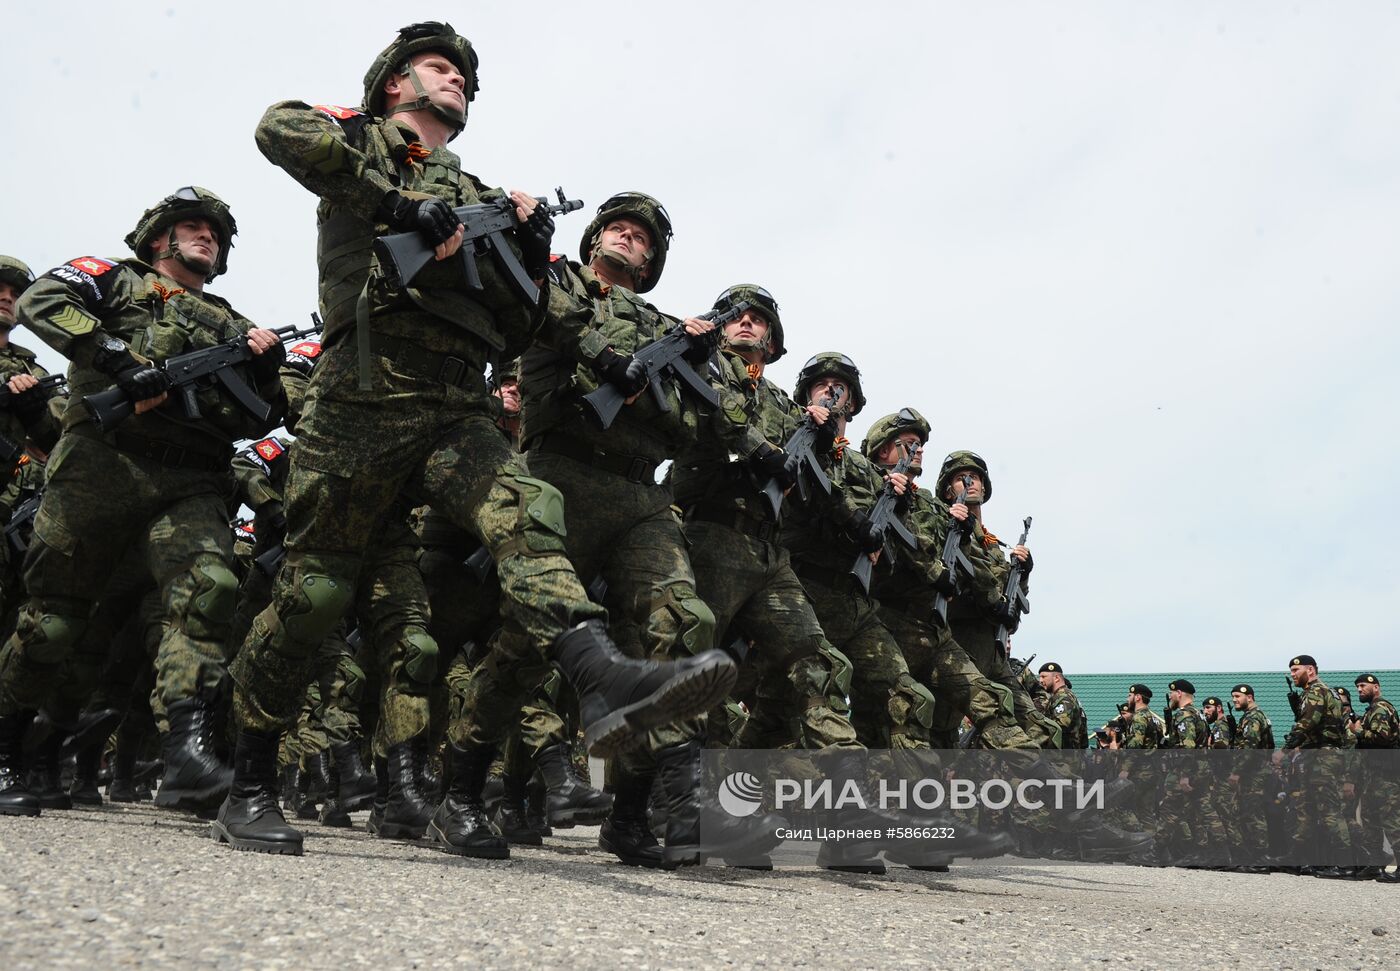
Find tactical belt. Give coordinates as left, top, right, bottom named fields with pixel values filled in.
left=877, top=596, right=936, bottom=625
left=111, top=432, right=230, bottom=473
left=533, top=433, right=660, bottom=485
left=368, top=333, right=477, bottom=390
left=792, top=560, right=858, bottom=594
left=684, top=505, right=778, bottom=544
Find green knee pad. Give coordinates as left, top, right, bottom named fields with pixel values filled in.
left=653, top=581, right=716, bottom=655
left=986, top=681, right=1015, bottom=719
left=788, top=644, right=854, bottom=707
left=16, top=607, right=87, bottom=665
left=398, top=626, right=440, bottom=688
left=338, top=657, right=366, bottom=704
left=184, top=558, right=239, bottom=638
left=508, top=476, right=569, bottom=555
left=893, top=674, right=936, bottom=730
left=282, top=574, right=354, bottom=646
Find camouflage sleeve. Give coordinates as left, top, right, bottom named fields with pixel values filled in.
left=231, top=449, right=282, bottom=510
left=254, top=101, right=395, bottom=221
left=1359, top=703, right=1400, bottom=747
left=534, top=262, right=613, bottom=365
left=961, top=527, right=1006, bottom=611
left=15, top=258, right=137, bottom=366
left=703, top=354, right=770, bottom=459
left=1124, top=712, right=1153, bottom=748
left=817, top=449, right=885, bottom=535
left=1048, top=695, right=1078, bottom=731
left=278, top=339, right=321, bottom=432
left=1283, top=685, right=1325, bottom=748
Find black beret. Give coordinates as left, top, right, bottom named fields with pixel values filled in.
left=1356, top=673, right=1379, bottom=686
left=1129, top=683, right=1153, bottom=701
left=1039, top=662, right=1063, bottom=674
left=1290, top=654, right=1317, bottom=668
left=1231, top=683, right=1254, bottom=696
left=1117, top=703, right=1131, bottom=713
left=1171, top=679, right=1195, bottom=695
left=1203, top=697, right=1222, bottom=707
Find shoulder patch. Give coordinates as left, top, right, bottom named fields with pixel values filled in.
left=1054, top=703, right=1067, bottom=714
left=288, top=341, right=322, bottom=358
left=314, top=104, right=362, bottom=120
left=254, top=438, right=285, bottom=462
left=48, top=305, right=99, bottom=336
left=68, top=257, right=114, bottom=276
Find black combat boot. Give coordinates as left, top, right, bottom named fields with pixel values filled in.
left=0, top=711, right=40, bottom=817
left=154, top=698, right=233, bottom=811
left=365, top=756, right=390, bottom=836
left=61, top=708, right=122, bottom=762
left=489, top=771, right=540, bottom=846
left=301, top=749, right=331, bottom=815
left=524, top=777, right=553, bottom=838
left=29, top=734, right=73, bottom=810
left=551, top=621, right=737, bottom=759
left=415, top=738, right=442, bottom=801
left=68, top=741, right=104, bottom=806
left=329, top=741, right=376, bottom=813
left=318, top=765, right=352, bottom=828
left=536, top=742, right=611, bottom=828
left=655, top=738, right=786, bottom=867
left=599, top=769, right=669, bottom=869
left=378, top=742, right=433, bottom=839
left=428, top=742, right=510, bottom=859
left=107, top=724, right=151, bottom=804
left=211, top=729, right=304, bottom=855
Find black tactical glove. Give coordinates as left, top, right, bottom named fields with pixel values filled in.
left=849, top=511, right=886, bottom=554
left=591, top=348, right=648, bottom=397
left=249, top=338, right=287, bottom=384
left=516, top=205, right=554, bottom=278
left=750, top=441, right=796, bottom=490
left=930, top=565, right=959, bottom=598
left=379, top=191, right=460, bottom=248
left=681, top=327, right=718, bottom=365
left=10, top=383, right=49, bottom=425
left=116, top=365, right=171, bottom=402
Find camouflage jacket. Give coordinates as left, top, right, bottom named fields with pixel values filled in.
left=1165, top=704, right=1208, bottom=749
left=1283, top=679, right=1346, bottom=749
left=1124, top=706, right=1167, bottom=749
left=1356, top=698, right=1400, bottom=750
left=0, top=341, right=59, bottom=459
left=255, top=103, right=537, bottom=364
left=1047, top=686, right=1088, bottom=749
left=521, top=262, right=758, bottom=464
left=780, top=437, right=897, bottom=575
left=671, top=352, right=814, bottom=523
left=18, top=257, right=283, bottom=451
left=232, top=435, right=294, bottom=512
left=868, top=485, right=957, bottom=612
left=1230, top=707, right=1275, bottom=750
left=1206, top=716, right=1235, bottom=749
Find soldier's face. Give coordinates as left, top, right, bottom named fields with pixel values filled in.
left=1358, top=682, right=1378, bottom=703
left=1290, top=664, right=1309, bottom=686
left=723, top=309, right=769, bottom=348
left=494, top=378, right=520, bottom=415
left=386, top=52, right=467, bottom=114
left=168, top=218, right=220, bottom=272
left=945, top=470, right=984, bottom=502
left=596, top=219, right=652, bottom=272
left=876, top=432, right=923, bottom=470
left=806, top=376, right=849, bottom=409
left=0, top=281, right=17, bottom=323
left=1231, top=691, right=1249, bottom=710
left=1038, top=671, right=1053, bottom=691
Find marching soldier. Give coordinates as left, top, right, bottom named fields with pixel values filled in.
left=1352, top=674, right=1400, bottom=881
left=1280, top=655, right=1351, bottom=877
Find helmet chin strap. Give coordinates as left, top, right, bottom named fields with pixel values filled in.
left=589, top=234, right=649, bottom=288
left=386, top=63, right=466, bottom=132
left=149, top=229, right=214, bottom=282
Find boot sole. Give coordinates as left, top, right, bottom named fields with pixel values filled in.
left=372, top=820, right=429, bottom=840
left=0, top=801, right=41, bottom=817
left=584, top=657, right=738, bottom=759
left=339, top=790, right=377, bottom=813
left=155, top=783, right=231, bottom=812
left=548, top=807, right=611, bottom=828
left=427, top=820, right=510, bottom=859
left=209, top=819, right=304, bottom=856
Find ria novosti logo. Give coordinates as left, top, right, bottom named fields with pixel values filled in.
left=717, top=771, right=764, bottom=817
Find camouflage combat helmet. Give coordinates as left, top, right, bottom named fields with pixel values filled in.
left=489, top=357, right=520, bottom=390
left=579, top=191, right=672, bottom=293
left=0, top=256, right=35, bottom=296
left=364, top=22, right=478, bottom=137
left=936, top=449, right=992, bottom=502
left=860, top=408, right=930, bottom=463
left=712, top=284, right=785, bottom=363
left=124, top=186, right=237, bottom=281
left=793, top=352, right=866, bottom=416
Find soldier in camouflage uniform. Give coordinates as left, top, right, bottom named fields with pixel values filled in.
left=862, top=416, right=1036, bottom=754
left=1279, top=655, right=1352, bottom=875
left=1200, top=695, right=1243, bottom=859
left=0, top=189, right=287, bottom=819
left=1108, top=683, right=1166, bottom=833
left=1038, top=663, right=1088, bottom=749
left=1350, top=674, right=1400, bottom=881
left=935, top=452, right=1059, bottom=749
left=1155, top=679, right=1224, bottom=864
left=226, top=23, right=734, bottom=856
left=1226, top=683, right=1274, bottom=872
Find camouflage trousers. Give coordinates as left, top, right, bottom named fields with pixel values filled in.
left=0, top=429, right=234, bottom=719
left=877, top=602, right=1034, bottom=750
left=1288, top=753, right=1352, bottom=862
left=1358, top=772, right=1400, bottom=865
left=683, top=518, right=859, bottom=752
left=949, top=614, right=1058, bottom=748
left=1156, top=760, right=1227, bottom=858
left=794, top=572, right=932, bottom=750
left=230, top=342, right=604, bottom=735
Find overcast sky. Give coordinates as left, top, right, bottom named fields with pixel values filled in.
left=4, top=2, right=1397, bottom=674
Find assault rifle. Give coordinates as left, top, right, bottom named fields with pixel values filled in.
left=581, top=301, right=750, bottom=431
left=254, top=543, right=285, bottom=579
left=993, top=516, right=1033, bottom=656
left=1285, top=676, right=1303, bottom=720
left=848, top=445, right=918, bottom=594
left=932, top=474, right=976, bottom=624
left=759, top=389, right=841, bottom=519
left=373, top=188, right=584, bottom=304
left=0, top=430, right=24, bottom=467
left=4, top=489, right=42, bottom=558
left=0, top=374, right=67, bottom=406
left=83, top=322, right=320, bottom=432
